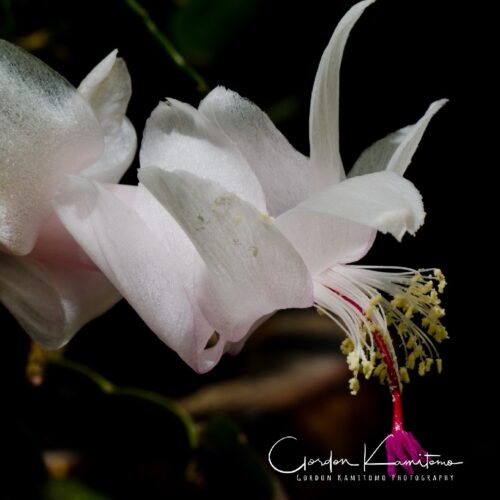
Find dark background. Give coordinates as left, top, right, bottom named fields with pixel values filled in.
left=1, top=0, right=489, bottom=498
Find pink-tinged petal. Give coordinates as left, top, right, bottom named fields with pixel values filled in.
left=27, top=213, right=98, bottom=272
left=0, top=40, right=104, bottom=255
left=199, top=86, right=310, bottom=215
left=309, top=0, right=376, bottom=187
left=349, top=99, right=448, bottom=178
left=139, top=167, right=314, bottom=344
left=132, top=188, right=229, bottom=373
left=0, top=253, right=120, bottom=349
left=78, top=50, right=137, bottom=183
left=53, top=176, right=221, bottom=373
left=278, top=171, right=424, bottom=272
left=139, top=99, right=267, bottom=211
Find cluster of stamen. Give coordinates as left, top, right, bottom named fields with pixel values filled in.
left=315, top=265, right=447, bottom=475
left=315, top=266, right=448, bottom=395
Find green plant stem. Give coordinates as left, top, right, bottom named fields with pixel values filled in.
left=47, top=356, right=198, bottom=449
left=0, top=0, right=16, bottom=37
left=123, top=0, right=209, bottom=93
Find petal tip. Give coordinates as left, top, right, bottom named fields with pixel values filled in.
left=428, top=98, right=449, bottom=115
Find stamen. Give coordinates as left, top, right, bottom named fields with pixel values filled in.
left=313, top=264, right=447, bottom=475
left=333, top=290, right=426, bottom=475
left=314, top=265, right=448, bottom=389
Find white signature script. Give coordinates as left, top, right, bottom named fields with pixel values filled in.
left=268, top=436, right=463, bottom=474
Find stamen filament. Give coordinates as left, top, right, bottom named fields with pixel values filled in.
left=328, top=286, right=404, bottom=432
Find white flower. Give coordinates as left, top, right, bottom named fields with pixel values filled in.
left=53, top=1, right=449, bottom=474
left=55, top=0, right=447, bottom=380
left=0, top=41, right=136, bottom=348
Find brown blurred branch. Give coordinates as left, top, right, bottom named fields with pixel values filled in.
left=178, top=355, right=348, bottom=416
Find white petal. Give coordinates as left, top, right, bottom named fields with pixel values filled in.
left=0, top=253, right=120, bottom=349
left=53, top=177, right=221, bottom=373
left=276, top=212, right=375, bottom=276
left=81, top=117, right=137, bottom=183
left=140, top=99, right=267, bottom=211
left=278, top=171, right=425, bottom=269
left=309, top=0, right=376, bottom=187
left=0, top=40, right=104, bottom=255
left=139, top=167, right=313, bottom=343
left=27, top=213, right=99, bottom=271
left=199, top=86, right=310, bottom=215
left=79, top=51, right=137, bottom=183
left=78, top=50, right=131, bottom=136
left=349, top=99, right=448, bottom=177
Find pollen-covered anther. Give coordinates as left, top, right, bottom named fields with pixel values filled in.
left=365, top=294, right=382, bottom=318
left=405, top=306, right=415, bottom=320
left=397, top=323, right=408, bottom=335
left=406, top=335, right=417, bottom=350
left=340, top=337, right=354, bottom=355
left=406, top=348, right=418, bottom=370
left=391, top=295, right=407, bottom=310
left=346, top=351, right=360, bottom=372
left=399, top=367, right=410, bottom=384
left=374, top=363, right=387, bottom=384
left=436, top=358, right=443, bottom=374
left=418, top=361, right=426, bottom=376
left=434, top=269, right=447, bottom=293
left=362, top=353, right=376, bottom=379
left=349, top=376, right=360, bottom=395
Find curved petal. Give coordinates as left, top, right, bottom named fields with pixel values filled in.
left=81, top=117, right=136, bottom=183
left=277, top=171, right=424, bottom=270
left=309, top=0, right=376, bottom=187
left=140, top=99, right=267, bottom=212
left=0, top=40, right=104, bottom=255
left=0, top=253, right=120, bottom=349
left=27, top=213, right=99, bottom=271
left=78, top=50, right=136, bottom=183
left=276, top=213, right=375, bottom=276
left=78, top=50, right=131, bottom=136
left=139, top=167, right=313, bottom=344
left=349, top=99, right=448, bottom=178
left=53, top=176, right=221, bottom=373
left=199, top=86, right=310, bottom=215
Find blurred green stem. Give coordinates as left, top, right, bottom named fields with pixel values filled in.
left=47, top=356, right=198, bottom=449
left=123, top=0, right=209, bottom=93
left=0, top=0, right=16, bottom=37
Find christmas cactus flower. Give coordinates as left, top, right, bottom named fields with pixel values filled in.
left=55, top=0, right=448, bottom=474
left=0, top=40, right=137, bottom=348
